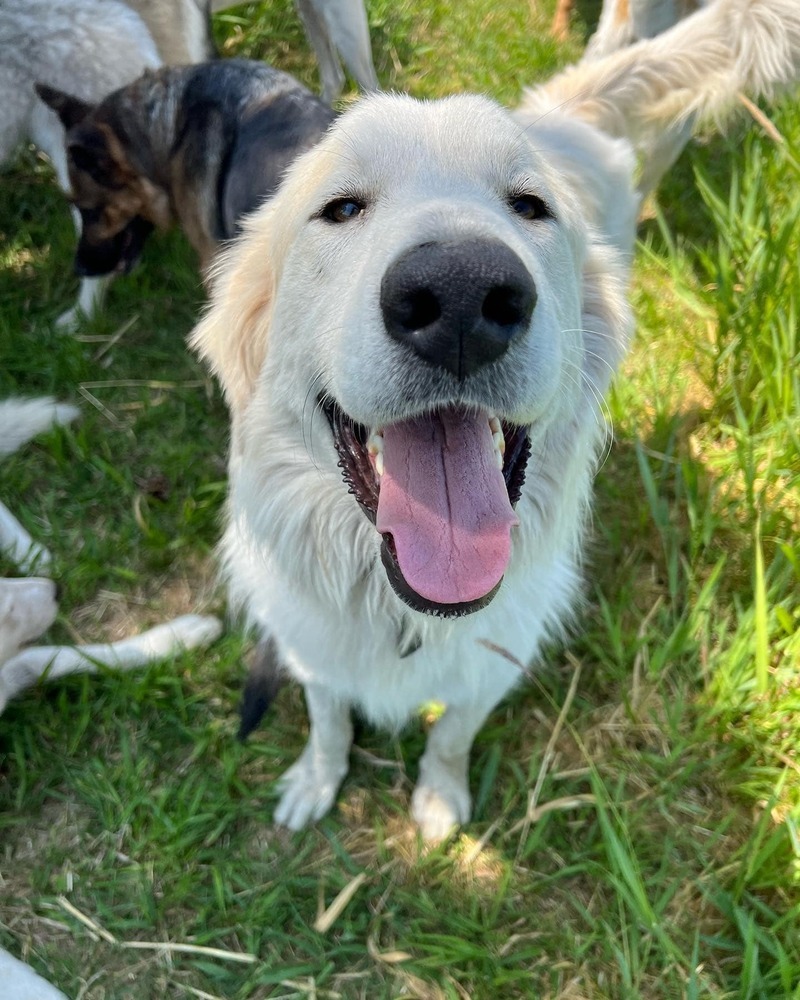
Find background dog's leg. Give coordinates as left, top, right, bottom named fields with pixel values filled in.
left=315, top=0, right=379, bottom=95
left=412, top=699, right=499, bottom=842
left=273, top=682, right=353, bottom=830
left=60, top=272, right=113, bottom=331
left=583, top=0, right=637, bottom=60
left=296, top=0, right=346, bottom=103
left=637, top=116, right=695, bottom=200
left=550, top=0, right=574, bottom=42
left=0, top=614, right=222, bottom=715
left=0, top=501, right=52, bottom=573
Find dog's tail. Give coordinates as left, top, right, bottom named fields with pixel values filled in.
left=521, top=0, right=800, bottom=143
left=0, top=398, right=79, bottom=460
left=237, top=636, right=285, bottom=740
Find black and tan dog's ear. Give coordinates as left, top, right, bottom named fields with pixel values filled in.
left=65, top=124, right=117, bottom=185
left=35, top=83, right=94, bottom=130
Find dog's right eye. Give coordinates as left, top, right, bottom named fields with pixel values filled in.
left=320, top=198, right=365, bottom=223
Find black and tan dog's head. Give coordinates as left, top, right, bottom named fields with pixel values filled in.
left=37, top=83, right=170, bottom=276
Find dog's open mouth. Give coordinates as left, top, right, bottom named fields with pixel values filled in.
left=324, top=400, right=530, bottom=617
left=75, top=216, right=154, bottom=277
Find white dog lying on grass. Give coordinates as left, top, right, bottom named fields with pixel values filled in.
left=0, top=396, right=222, bottom=715
left=0, top=946, right=69, bottom=1000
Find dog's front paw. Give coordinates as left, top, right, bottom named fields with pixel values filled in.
left=411, top=755, right=472, bottom=842
left=273, top=749, right=347, bottom=831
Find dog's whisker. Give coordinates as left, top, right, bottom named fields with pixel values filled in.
left=303, top=370, right=328, bottom=472
left=559, top=354, right=615, bottom=468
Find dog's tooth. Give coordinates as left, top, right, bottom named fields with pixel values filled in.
left=488, top=415, right=502, bottom=435
left=367, top=430, right=384, bottom=456
left=491, top=425, right=505, bottom=470
left=375, top=451, right=385, bottom=477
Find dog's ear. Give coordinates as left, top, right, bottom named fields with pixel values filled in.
left=190, top=208, right=278, bottom=415
left=35, top=83, right=94, bottom=130
left=66, top=125, right=114, bottom=185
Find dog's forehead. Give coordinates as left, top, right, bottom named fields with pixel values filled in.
left=323, top=93, right=542, bottom=191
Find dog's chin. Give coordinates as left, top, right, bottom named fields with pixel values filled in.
left=323, top=396, right=531, bottom=619
left=380, top=537, right=503, bottom=617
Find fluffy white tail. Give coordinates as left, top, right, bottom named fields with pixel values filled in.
left=521, top=0, right=800, bottom=142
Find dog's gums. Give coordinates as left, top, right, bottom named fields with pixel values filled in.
left=324, top=398, right=530, bottom=616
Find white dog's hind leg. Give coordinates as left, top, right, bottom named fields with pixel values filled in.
left=273, top=683, right=353, bottom=830
left=0, top=946, right=67, bottom=1000
left=0, top=501, right=53, bottom=573
left=0, top=614, right=222, bottom=715
left=0, top=396, right=79, bottom=458
left=412, top=700, right=498, bottom=842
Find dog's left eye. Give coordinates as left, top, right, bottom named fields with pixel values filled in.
left=508, top=194, right=553, bottom=221
left=320, top=197, right=366, bottom=223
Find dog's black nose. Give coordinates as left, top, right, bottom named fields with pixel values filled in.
left=380, top=238, right=536, bottom=379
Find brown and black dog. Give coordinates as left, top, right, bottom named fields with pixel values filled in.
left=37, top=60, right=336, bottom=282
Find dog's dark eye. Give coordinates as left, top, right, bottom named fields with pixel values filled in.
left=320, top=197, right=365, bottom=223
left=509, top=194, right=552, bottom=221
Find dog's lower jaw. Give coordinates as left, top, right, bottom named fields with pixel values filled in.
left=380, top=537, right=504, bottom=618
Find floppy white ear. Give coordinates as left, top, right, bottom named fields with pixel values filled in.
left=579, top=237, right=634, bottom=398
left=189, top=213, right=277, bottom=415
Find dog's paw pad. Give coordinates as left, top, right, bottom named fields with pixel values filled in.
left=411, top=781, right=471, bottom=843
left=273, top=755, right=346, bottom=831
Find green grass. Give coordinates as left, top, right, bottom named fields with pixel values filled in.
left=1, top=1, right=799, bottom=997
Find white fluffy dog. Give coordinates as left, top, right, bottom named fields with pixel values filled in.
left=192, top=0, right=800, bottom=840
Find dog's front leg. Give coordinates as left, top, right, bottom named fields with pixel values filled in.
left=274, top=683, right=353, bottom=830
left=412, top=699, right=497, bottom=842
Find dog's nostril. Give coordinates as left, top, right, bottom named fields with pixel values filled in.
left=402, top=288, right=441, bottom=330
left=381, top=238, right=536, bottom=379
left=482, top=285, right=525, bottom=327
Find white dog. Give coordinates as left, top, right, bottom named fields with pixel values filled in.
left=192, top=0, right=800, bottom=841
left=0, top=397, right=222, bottom=715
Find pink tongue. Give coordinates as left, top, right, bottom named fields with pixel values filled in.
left=376, top=409, right=518, bottom=606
